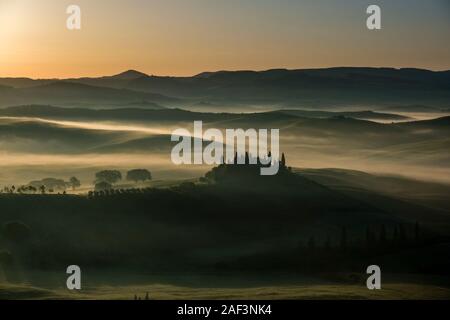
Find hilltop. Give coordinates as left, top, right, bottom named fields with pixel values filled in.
left=1, top=67, right=450, bottom=110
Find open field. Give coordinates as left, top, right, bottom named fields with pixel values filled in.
left=1, top=282, right=449, bottom=300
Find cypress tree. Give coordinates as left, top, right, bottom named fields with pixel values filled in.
left=393, top=225, right=399, bottom=244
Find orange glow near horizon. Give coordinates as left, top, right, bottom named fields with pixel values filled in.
left=0, top=0, right=449, bottom=79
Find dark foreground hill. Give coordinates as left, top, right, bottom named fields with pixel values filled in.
left=0, top=166, right=449, bottom=284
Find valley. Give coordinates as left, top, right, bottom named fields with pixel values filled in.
left=0, top=68, right=449, bottom=300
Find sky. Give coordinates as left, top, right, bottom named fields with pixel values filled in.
left=0, top=0, right=449, bottom=78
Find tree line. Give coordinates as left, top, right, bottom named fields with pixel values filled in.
left=0, top=177, right=81, bottom=195
left=94, top=169, right=152, bottom=191
left=0, top=168, right=152, bottom=195
left=300, top=223, right=424, bottom=253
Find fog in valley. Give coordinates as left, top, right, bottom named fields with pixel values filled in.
left=0, top=109, right=449, bottom=187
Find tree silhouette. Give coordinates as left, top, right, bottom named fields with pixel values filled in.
left=29, top=178, right=67, bottom=191
left=393, top=225, right=400, bottom=244
left=95, top=181, right=113, bottom=192
left=281, top=153, right=286, bottom=168
left=70, top=177, right=81, bottom=190
left=126, top=169, right=152, bottom=183
left=95, top=170, right=122, bottom=184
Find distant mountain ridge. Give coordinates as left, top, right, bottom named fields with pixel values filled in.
left=110, top=69, right=149, bottom=80
left=1, top=67, right=450, bottom=109
left=2, top=67, right=449, bottom=88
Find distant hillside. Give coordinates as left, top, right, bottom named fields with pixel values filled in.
left=0, top=78, right=52, bottom=88
left=380, top=105, right=447, bottom=113
left=1, top=105, right=448, bottom=170
left=0, top=82, right=181, bottom=108
left=1, top=67, right=450, bottom=109
left=110, top=69, right=149, bottom=80
left=125, top=68, right=450, bottom=108
left=0, top=105, right=296, bottom=123
left=121, top=101, right=165, bottom=109
left=299, top=168, right=450, bottom=211
left=0, top=117, right=131, bottom=153
left=395, top=116, right=450, bottom=128
left=2, top=104, right=448, bottom=132
left=279, top=109, right=411, bottom=121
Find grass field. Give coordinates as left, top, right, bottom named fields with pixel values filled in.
left=1, top=282, right=449, bottom=300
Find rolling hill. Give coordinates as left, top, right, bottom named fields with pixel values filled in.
left=0, top=166, right=449, bottom=278
left=1, top=67, right=450, bottom=110
left=0, top=81, right=181, bottom=109
left=0, top=117, right=134, bottom=154
left=0, top=105, right=448, bottom=154
left=279, top=109, right=412, bottom=121
left=0, top=105, right=297, bottom=123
